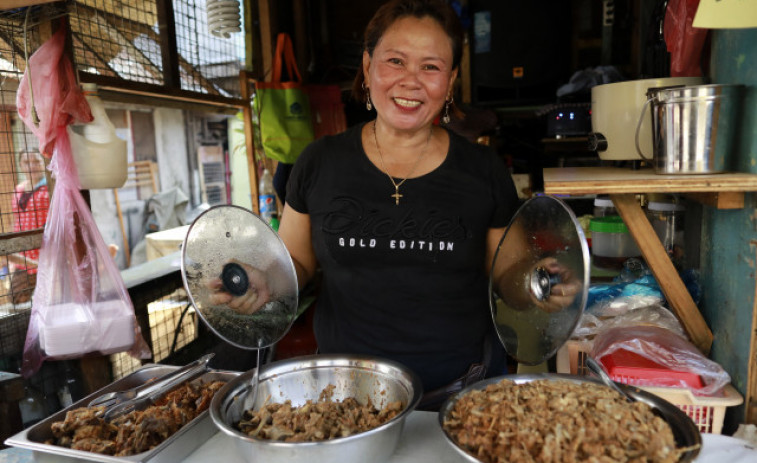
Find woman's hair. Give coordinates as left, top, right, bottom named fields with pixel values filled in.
left=351, top=0, right=464, bottom=109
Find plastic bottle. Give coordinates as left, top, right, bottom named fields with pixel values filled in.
left=593, top=196, right=617, bottom=217
left=19, top=385, right=47, bottom=427
left=258, top=168, right=278, bottom=230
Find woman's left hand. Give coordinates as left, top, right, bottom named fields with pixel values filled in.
left=205, top=261, right=271, bottom=315
left=531, top=257, right=582, bottom=313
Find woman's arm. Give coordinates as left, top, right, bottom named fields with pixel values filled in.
left=278, top=203, right=318, bottom=290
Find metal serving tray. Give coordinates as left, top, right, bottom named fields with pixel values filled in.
left=5, top=364, right=239, bottom=463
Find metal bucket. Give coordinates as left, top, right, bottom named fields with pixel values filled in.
left=636, top=84, right=743, bottom=174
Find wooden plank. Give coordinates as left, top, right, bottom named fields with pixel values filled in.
left=544, top=167, right=757, bottom=195
left=610, top=194, right=713, bottom=355
left=747, top=239, right=757, bottom=425
left=258, top=0, right=275, bottom=81
left=685, top=192, right=744, bottom=209
left=239, top=70, right=260, bottom=214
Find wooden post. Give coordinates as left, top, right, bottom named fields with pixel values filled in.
left=239, top=70, right=260, bottom=214
left=610, top=194, right=713, bottom=354
left=747, top=239, right=757, bottom=425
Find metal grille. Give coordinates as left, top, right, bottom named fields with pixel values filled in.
left=173, top=0, right=245, bottom=95
left=69, top=0, right=245, bottom=97
left=110, top=270, right=198, bottom=380
left=0, top=6, right=61, bottom=342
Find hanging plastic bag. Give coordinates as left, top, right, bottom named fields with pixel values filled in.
left=664, top=0, right=709, bottom=77
left=16, top=25, right=92, bottom=157
left=21, top=126, right=151, bottom=376
left=18, top=24, right=150, bottom=377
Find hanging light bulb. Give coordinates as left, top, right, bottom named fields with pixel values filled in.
left=207, top=0, right=242, bottom=39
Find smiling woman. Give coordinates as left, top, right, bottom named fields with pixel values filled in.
left=213, top=0, right=520, bottom=411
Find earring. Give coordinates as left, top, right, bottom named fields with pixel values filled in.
left=441, top=98, right=452, bottom=124
left=363, top=82, right=373, bottom=111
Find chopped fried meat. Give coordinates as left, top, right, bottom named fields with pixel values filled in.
left=442, top=379, right=693, bottom=463
left=237, top=385, right=403, bottom=442
left=45, top=380, right=226, bottom=456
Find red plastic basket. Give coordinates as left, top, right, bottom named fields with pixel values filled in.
left=600, top=349, right=704, bottom=390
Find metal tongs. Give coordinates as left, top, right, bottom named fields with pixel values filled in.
left=585, top=355, right=634, bottom=402
left=89, top=353, right=214, bottom=421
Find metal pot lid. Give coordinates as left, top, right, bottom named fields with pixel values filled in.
left=489, top=195, right=590, bottom=365
left=181, top=205, right=298, bottom=350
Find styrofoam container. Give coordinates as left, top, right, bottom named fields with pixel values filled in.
left=39, top=300, right=134, bottom=356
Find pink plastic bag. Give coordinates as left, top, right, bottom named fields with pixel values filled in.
left=664, top=0, right=709, bottom=77
left=21, top=127, right=151, bottom=377
left=18, top=25, right=150, bottom=377
left=591, top=325, right=730, bottom=396
left=16, top=24, right=93, bottom=157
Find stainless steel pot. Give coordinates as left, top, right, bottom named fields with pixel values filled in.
left=636, top=84, right=744, bottom=174
left=210, top=354, right=422, bottom=463
left=589, top=77, right=704, bottom=160
left=438, top=374, right=702, bottom=463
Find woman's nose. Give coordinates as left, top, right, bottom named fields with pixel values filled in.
left=399, top=69, right=422, bottom=87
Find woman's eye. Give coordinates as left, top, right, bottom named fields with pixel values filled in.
left=422, top=64, right=440, bottom=71
left=388, top=58, right=403, bottom=65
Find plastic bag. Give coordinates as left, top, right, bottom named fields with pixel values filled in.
left=573, top=303, right=687, bottom=341
left=591, top=325, right=730, bottom=396
left=19, top=26, right=149, bottom=377
left=664, top=0, right=709, bottom=77
left=21, top=127, right=151, bottom=377
left=16, top=25, right=93, bottom=157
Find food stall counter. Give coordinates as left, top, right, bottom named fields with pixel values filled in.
left=2, top=410, right=756, bottom=463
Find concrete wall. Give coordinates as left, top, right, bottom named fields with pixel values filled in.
left=700, top=27, right=757, bottom=432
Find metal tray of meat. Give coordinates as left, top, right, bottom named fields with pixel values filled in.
left=4, top=364, right=239, bottom=463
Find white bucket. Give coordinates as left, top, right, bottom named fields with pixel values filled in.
left=68, top=88, right=128, bottom=189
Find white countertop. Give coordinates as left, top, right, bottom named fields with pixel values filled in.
left=184, top=411, right=757, bottom=463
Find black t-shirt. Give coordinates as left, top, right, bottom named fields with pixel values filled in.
left=286, top=123, right=518, bottom=390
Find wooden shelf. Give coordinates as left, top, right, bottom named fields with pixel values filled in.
left=544, top=167, right=757, bottom=209
left=540, top=166, right=757, bottom=355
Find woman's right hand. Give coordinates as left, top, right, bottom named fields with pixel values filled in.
left=206, top=261, right=271, bottom=315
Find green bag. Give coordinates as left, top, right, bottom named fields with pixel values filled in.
left=253, top=33, right=314, bottom=164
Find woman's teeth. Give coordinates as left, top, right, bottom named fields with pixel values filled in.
left=393, top=97, right=421, bottom=108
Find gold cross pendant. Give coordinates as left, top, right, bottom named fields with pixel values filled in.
left=391, top=186, right=402, bottom=205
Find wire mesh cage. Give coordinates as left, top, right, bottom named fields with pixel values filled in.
left=0, top=0, right=241, bottom=388
left=68, top=0, right=245, bottom=97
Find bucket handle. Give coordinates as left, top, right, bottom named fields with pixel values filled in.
left=634, top=96, right=655, bottom=162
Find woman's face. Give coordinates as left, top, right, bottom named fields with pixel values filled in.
left=19, top=152, right=45, bottom=182
left=363, top=15, right=457, bottom=132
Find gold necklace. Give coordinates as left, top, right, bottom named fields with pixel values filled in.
left=373, top=120, right=433, bottom=205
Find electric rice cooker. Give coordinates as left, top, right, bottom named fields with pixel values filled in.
left=588, top=77, right=704, bottom=160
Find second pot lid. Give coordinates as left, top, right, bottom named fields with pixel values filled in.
left=181, top=205, right=298, bottom=350
left=489, top=195, right=590, bottom=366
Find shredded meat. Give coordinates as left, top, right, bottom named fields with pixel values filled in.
left=443, top=379, right=693, bottom=463
left=237, top=384, right=403, bottom=442
left=46, top=380, right=226, bottom=456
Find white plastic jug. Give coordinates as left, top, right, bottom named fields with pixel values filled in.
left=68, top=84, right=128, bottom=189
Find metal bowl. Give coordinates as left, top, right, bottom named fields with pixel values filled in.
left=438, top=373, right=702, bottom=463
left=210, top=354, right=423, bottom=463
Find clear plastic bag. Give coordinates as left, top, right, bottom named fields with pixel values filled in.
left=573, top=303, right=687, bottom=341
left=590, top=325, right=730, bottom=396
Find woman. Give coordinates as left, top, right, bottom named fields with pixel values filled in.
left=10, top=150, right=49, bottom=304
left=278, top=0, right=519, bottom=407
